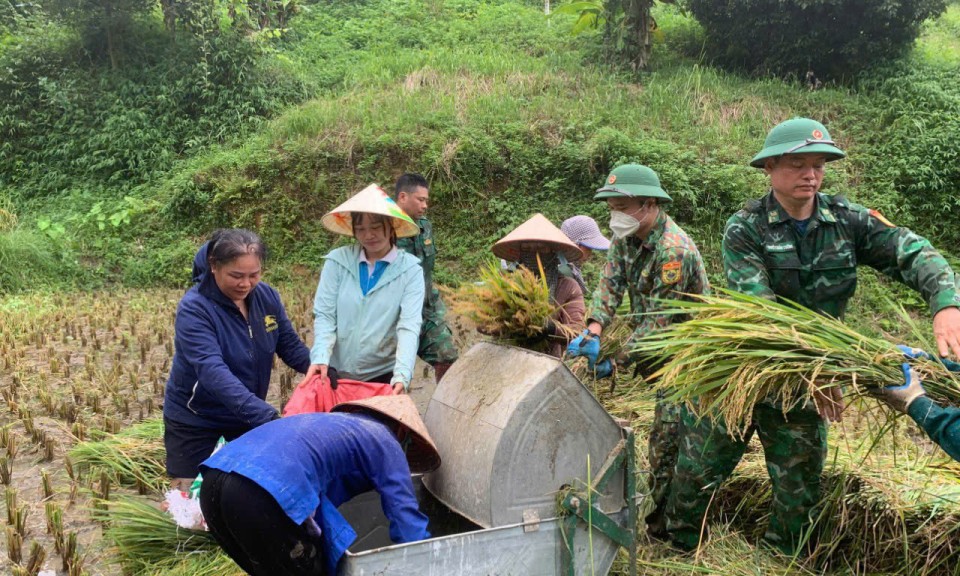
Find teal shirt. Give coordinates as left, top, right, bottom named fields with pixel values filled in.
left=908, top=396, right=960, bottom=462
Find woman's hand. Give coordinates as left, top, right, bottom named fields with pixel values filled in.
left=297, top=364, right=327, bottom=388
left=392, top=382, right=406, bottom=394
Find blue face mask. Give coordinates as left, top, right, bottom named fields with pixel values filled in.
left=556, top=253, right=573, bottom=278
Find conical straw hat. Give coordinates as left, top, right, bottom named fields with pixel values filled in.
left=492, top=213, right=583, bottom=263
left=321, top=184, right=420, bottom=239
left=332, top=395, right=441, bottom=473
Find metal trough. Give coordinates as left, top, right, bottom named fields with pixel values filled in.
left=337, top=343, right=638, bottom=576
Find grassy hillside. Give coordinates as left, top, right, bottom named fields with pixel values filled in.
left=3, top=0, right=960, bottom=312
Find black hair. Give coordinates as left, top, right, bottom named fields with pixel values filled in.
left=394, top=172, right=429, bottom=199
left=207, top=229, right=267, bottom=268
left=350, top=212, right=397, bottom=247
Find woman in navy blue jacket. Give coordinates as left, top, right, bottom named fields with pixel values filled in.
left=163, top=229, right=311, bottom=488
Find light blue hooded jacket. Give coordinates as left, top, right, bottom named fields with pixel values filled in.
left=311, top=245, right=425, bottom=388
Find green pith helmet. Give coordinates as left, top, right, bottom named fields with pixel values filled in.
left=750, top=117, right=846, bottom=168
left=594, top=164, right=672, bottom=203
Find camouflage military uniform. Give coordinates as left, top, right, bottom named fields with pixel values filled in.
left=588, top=210, right=709, bottom=537
left=396, top=217, right=459, bottom=367
left=665, top=191, right=960, bottom=554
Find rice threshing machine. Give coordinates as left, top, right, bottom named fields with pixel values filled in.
left=337, top=342, right=640, bottom=575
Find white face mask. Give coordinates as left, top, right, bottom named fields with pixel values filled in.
left=609, top=210, right=641, bottom=239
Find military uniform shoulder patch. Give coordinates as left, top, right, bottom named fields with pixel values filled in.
left=868, top=209, right=895, bottom=228
left=661, top=260, right=682, bottom=285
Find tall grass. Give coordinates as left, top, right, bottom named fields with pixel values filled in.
left=0, top=229, right=71, bottom=293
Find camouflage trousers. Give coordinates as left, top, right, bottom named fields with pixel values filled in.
left=418, top=316, right=459, bottom=366
left=645, top=399, right=681, bottom=538
left=664, top=401, right=827, bottom=555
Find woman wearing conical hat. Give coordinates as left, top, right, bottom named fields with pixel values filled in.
left=299, top=184, right=425, bottom=394
left=493, top=213, right=586, bottom=358
left=199, top=394, right=440, bottom=575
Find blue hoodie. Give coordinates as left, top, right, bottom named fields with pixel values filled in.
left=163, top=243, right=311, bottom=430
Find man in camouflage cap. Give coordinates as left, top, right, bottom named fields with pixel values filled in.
left=664, top=117, right=960, bottom=555
left=394, top=173, right=458, bottom=383
left=566, top=163, right=709, bottom=539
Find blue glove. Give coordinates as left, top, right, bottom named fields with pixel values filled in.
left=879, top=363, right=927, bottom=413
left=593, top=359, right=614, bottom=379
left=567, top=330, right=600, bottom=366
left=896, top=345, right=931, bottom=360
left=897, top=344, right=960, bottom=372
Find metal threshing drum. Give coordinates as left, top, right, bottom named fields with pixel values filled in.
left=422, top=342, right=626, bottom=529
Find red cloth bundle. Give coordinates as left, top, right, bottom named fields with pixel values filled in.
left=282, top=374, right=395, bottom=416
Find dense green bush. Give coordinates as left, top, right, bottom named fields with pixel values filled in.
left=854, top=64, right=960, bottom=246
left=685, top=0, right=947, bottom=79
left=0, top=20, right=304, bottom=203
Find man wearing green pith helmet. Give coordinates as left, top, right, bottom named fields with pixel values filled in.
left=566, top=163, right=709, bottom=539
left=664, top=118, right=960, bottom=555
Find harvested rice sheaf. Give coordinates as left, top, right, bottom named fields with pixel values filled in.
left=100, top=497, right=236, bottom=576
left=631, top=289, right=960, bottom=437
left=442, top=259, right=574, bottom=346
left=70, top=418, right=166, bottom=493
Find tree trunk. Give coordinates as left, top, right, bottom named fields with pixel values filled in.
left=623, top=0, right=652, bottom=71
left=104, top=0, right=118, bottom=69
left=160, top=0, right=177, bottom=33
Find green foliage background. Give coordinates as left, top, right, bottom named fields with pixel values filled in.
left=684, top=0, right=948, bottom=79
left=1, top=0, right=959, bottom=321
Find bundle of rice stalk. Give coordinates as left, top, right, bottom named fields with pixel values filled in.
left=442, top=258, right=575, bottom=344
left=141, top=554, right=242, bottom=576
left=599, top=317, right=633, bottom=359
left=99, top=497, right=232, bottom=575
left=70, top=418, right=166, bottom=493
left=631, top=289, right=960, bottom=437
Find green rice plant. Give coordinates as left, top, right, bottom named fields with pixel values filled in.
left=69, top=418, right=166, bottom=494
left=631, top=289, right=960, bottom=437
left=100, top=497, right=224, bottom=575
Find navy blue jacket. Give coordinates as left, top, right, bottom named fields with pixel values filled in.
left=164, top=244, right=311, bottom=430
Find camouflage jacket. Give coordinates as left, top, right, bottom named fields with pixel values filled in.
left=396, top=216, right=448, bottom=324
left=588, top=211, right=710, bottom=355
left=723, top=191, right=960, bottom=318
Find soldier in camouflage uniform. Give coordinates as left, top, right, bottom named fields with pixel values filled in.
left=567, top=164, right=710, bottom=539
left=393, top=173, right=459, bottom=383
left=664, top=117, right=960, bottom=555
